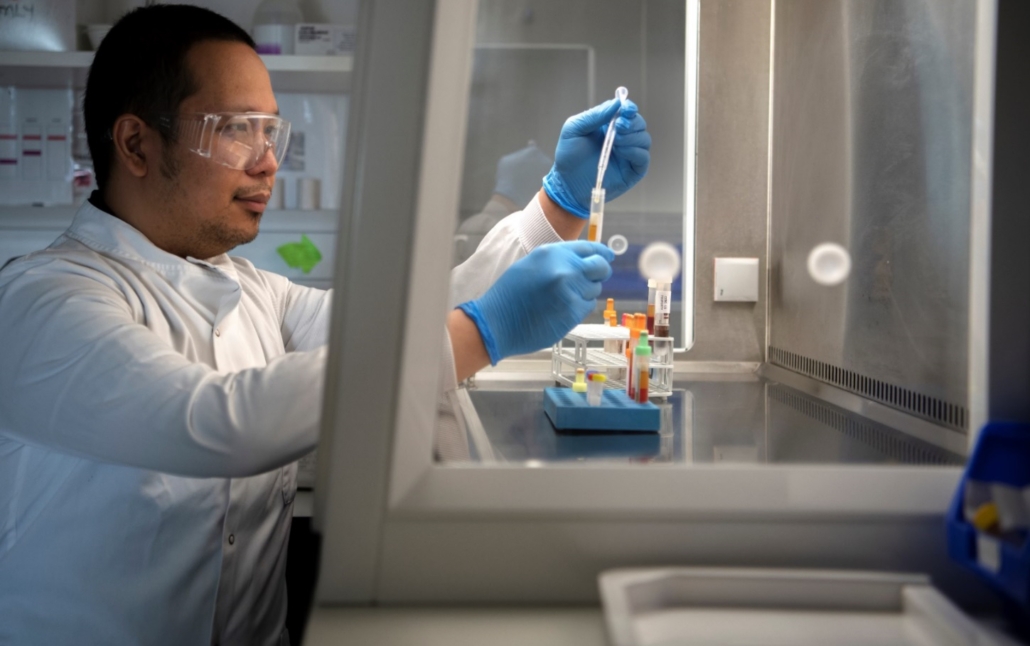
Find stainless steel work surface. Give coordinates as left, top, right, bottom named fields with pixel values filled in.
left=463, top=374, right=964, bottom=466
left=304, top=607, right=607, bottom=646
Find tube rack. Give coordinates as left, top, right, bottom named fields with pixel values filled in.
left=552, top=324, right=674, bottom=399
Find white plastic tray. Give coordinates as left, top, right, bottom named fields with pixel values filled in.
left=599, top=567, right=1018, bottom=646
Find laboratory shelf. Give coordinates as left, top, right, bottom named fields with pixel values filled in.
left=0, top=207, right=339, bottom=231
left=0, top=51, right=96, bottom=68
left=0, top=50, right=352, bottom=71
left=0, top=51, right=353, bottom=91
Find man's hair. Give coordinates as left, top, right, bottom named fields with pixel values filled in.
left=84, top=4, right=255, bottom=191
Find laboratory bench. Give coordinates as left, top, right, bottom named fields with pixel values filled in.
left=460, top=370, right=966, bottom=467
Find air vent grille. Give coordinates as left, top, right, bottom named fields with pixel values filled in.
left=768, top=385, right=963, bottom=465
left=769, top=347, right=966, bottom=432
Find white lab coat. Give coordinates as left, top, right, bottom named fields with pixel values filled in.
left=0, top=195, right=559, bottom=644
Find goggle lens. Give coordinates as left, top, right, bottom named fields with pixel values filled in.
left=161, top=113, right=292, bottom=171
left=210, top=115, right=291, bottom=170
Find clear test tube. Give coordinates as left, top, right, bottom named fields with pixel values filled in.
left=646, top=278, right=656, bottom=335
left=587, top=373, right=606, bottom=406
left=655, top=280, right=671, bottom=338
left=625, top=320, right=642, bottom=399
left=634, top=332, right=652, bottom=403
left=588, top=187, right=605, bottom=243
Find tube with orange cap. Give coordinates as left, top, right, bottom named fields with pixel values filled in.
left=603, top=298, right=619, bottom=354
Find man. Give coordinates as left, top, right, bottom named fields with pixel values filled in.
left=0, top=5, right=649, bottom=645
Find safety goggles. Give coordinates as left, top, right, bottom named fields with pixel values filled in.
left=154, top=112, right=291, bottom=171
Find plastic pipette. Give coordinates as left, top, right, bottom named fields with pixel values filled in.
left=588, top=86, right=629, bottom=244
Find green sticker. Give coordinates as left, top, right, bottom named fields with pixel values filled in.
left=276, top=235, right=323, bottom=274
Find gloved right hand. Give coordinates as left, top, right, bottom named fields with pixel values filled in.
left=542, top=98, right=651, bottom=218
left=457, top=241, right=615, bottom=364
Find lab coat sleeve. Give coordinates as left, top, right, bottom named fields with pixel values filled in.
left=448, top=193, right=563, bottom=308
left=280, top=280, right=333, bottom=352
left=0, top=269, right=322, bottom=479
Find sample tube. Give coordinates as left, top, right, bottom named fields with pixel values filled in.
left=634, top=333, right=652, bottom=403
left=655, top=280, right=671, bottom=338
left=603, top=299, right=619, bottom=354
left=588, top=187, right=605, bottom=243
left=646, top=279, right=656, bottom=335
left=634, top=313, right=646, bottom=332
left=625, top=321, right=642, bottom=399
left=587, top=373, right=606, bottom=406
left=572, top=367, right=587, bottom=394
left=619, top=313, right=633, bottom=355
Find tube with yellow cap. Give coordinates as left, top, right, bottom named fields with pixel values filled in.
left=572, top=367, right=588, bottom=394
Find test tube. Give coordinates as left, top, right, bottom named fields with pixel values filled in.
left=619, top=313, right=632, bottom=355
left=572, top=367, right=588, bottom=394
left=587, top=373, right=606, bottom=406
left=646, top=279, right=656, bottom=335
left=588, top=187, right=605, bottom=243
left=634, top=332, right=651, bottom=403
left=654, top=280, right=671, bottom=338
left=603, top=299, right=619, bottom=354
left=625, top=319, right=643, bottom=400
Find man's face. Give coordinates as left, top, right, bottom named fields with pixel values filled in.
left=155, top=40, right=279, bottom=259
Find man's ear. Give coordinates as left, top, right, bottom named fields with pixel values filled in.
left=110, top=115, right=150, bottom=179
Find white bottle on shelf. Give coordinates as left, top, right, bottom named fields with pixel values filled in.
left=252, top=0, right=303, bottom=55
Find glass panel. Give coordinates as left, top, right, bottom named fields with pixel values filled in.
left=437, top=0, right=974, bottom=471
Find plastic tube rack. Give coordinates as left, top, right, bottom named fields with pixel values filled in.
left=551, top=324, right=674, bottom=399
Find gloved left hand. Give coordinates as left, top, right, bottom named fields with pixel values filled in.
left=542, top=98, right=651, bottom=218
left=457, top=241, right=615, bottom=364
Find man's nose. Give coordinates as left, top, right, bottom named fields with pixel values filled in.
left=247, top=143, right=279, bottom=176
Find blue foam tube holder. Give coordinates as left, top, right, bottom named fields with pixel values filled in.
left=543, top=387, right=660, bottom=433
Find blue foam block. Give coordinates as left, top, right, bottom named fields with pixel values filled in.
left=543, top=387, right=660, bottom=433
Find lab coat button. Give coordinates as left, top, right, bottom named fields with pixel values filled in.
left=214, top=328, right=221, bottom=337
left=228, top=534, right=235, bottom=545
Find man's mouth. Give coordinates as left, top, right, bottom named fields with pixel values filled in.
left=234, top=192, right=271, bottom=214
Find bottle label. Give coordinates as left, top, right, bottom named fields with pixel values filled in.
left=656, top=290, right=671, bottom=325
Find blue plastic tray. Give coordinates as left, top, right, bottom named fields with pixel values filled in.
left=543, top=387, right=660, bottom=433
left=947, top=423, right=1030, bottom=614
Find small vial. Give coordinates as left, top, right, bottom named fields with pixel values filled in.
left=634, top=332, right=652, bottom=403
left=572, top=367, right=587, bottom=394
left=587, top=373, right=606, bottom=406
left=604, top=298, right=616, bottom=324
left=654, top=280, right=671, bottom=338
left=646, top=278, right=656, bottom=334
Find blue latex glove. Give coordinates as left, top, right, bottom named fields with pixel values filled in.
left=542, top=98, right=651, bottom=217
left=458, top=241, right=615, bottom=364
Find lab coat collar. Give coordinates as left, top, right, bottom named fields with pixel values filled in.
left=67, top=194, right=239, bottom=281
